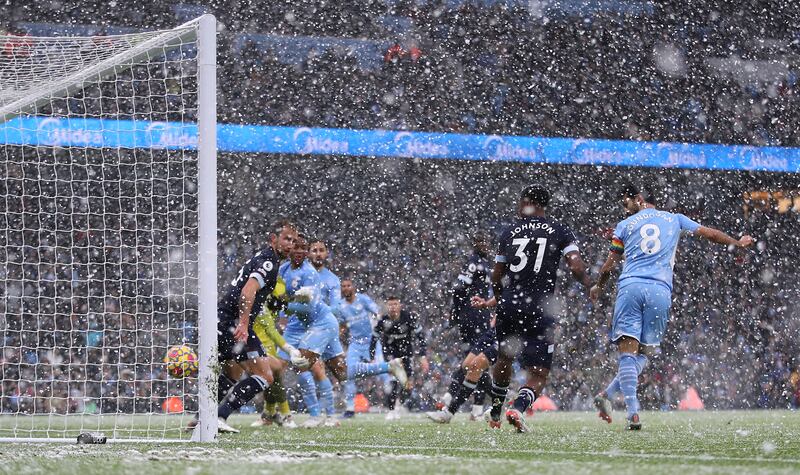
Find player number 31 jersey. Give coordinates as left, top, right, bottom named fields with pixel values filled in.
left=496, top=216, right=579, bottom=313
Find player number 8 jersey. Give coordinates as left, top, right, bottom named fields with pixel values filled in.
left=611, top=209, right=701, bottom=290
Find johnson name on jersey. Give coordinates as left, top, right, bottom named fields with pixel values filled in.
left=495, top=216, right=579, bottom=313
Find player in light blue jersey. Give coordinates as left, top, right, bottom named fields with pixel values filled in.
left=338, top=278, right=407, bottom=418
left=279, top=237, right=407, bottom=427
left=277, top=236, right=345, bottom=428
left=590, top=183, right=753, bottom=430
left=310, top=239, right=343, bottom=313
left=308, top=239, right=344, bottom=423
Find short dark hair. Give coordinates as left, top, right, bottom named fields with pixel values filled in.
left=521, top=185, right=550, bottom=207
left=619, top=183, right=656, bottom=205
left=308, top=237, right=327, bottom=248
left=386, top=295, right=401, bottom=301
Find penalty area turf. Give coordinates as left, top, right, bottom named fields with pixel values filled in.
left=1, top=410, right=799, bottom=475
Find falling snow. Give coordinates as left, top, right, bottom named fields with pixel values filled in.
left=0, top=0, right=798, bottom=462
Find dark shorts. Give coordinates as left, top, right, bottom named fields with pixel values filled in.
left=467, top=328, right=499, bottom=364
left=495, top=306, right=555, bottom=370
left=218, top=314, right=266, bottom=363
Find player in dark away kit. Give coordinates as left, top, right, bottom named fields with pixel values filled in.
left=214, top=220, right=307, bottom=433
left=371, top=296, right=429, bottom=419
left=427, top=231, right=498, bottom=423
left=484, top=186, right=592, bottom=433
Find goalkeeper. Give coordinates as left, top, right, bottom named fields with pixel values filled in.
left=251, top=277, right=296, bottom=428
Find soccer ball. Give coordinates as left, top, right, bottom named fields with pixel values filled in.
left=165, top=345, right=198, bottom=378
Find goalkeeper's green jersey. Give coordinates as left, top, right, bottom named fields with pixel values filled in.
left=253, top=276, right=286, bottom=349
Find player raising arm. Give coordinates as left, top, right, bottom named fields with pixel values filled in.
left=590, top=183, right=753, bottom=430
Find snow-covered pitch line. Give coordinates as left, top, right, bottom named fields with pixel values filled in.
left=268, top=441, right=800, bottom=465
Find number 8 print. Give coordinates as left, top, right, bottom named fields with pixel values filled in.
left=639, top=224, right=662, bottom=254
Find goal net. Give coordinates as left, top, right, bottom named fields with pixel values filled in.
left=0, top=15, right=217, bottom=442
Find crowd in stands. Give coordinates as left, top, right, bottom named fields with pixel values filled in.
left=0, top=0, right=798, bottom=416
left=213, top=1, right=800, bottom=149
left=221, top=153, right=800, bottom=412
left=3, top=1, right=800, bottom=147
left=0, top=141, right=200, bottom=415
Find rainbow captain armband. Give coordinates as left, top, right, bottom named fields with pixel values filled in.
left=610, top=236, right=624, bottom=254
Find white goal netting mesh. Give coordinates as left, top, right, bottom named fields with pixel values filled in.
left=0, top=24, right=204, bottom=441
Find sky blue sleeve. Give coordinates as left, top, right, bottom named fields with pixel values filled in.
left=677, top=214, right=701, bottom=233
left=363, top=295, right=380, bottom=315
left=612, top=220, right=627, bottom=240
left=335, top=309, right=346, bottom=324
left=328, top=275, right=343, bottom=316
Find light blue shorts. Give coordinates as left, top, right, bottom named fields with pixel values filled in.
left=611, top=281, right=672, bottom=346
left=278, top=315, right=344, bottom=362
left=346, top=340, right=372, bottom=365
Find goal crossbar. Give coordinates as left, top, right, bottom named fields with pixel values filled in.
left=0, top=14, right=218, bottom=443
left=0, top=17, right=202, bottom=123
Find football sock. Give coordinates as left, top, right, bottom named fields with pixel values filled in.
left=447, top=378, right=477, bottom=414
left=635, top=354, right=649, bottom=374
left=605, top=354, right=648, bottom=398
left=473, top=372, right=491, bottom=405
left=273, top=380, right=287, bottom=404
left=217, top=374, right=236, bottom=402
left=489, top=382, right=509, bottom=418
left=297, top=371, right=321, bottom=417
left=318, top=377, right=335, bottom=416
left=447, top=368, right=466, bottom=399
left=617, top=353, right=640, bottom=417
left=388, top=381, right=401, bottom=410
left=263, top=382, right=277, bottom=417
left=604, top=376, right=621, bottom=399
left=278, top=400, right=290, bottom=416
left=347, top=361, right=390, bottom=379
left=512, top=386, right=536, bottom=413
left=344, top=380, right=357, bottom=412
left=265, top=389, right=276, bottom=405
left=398, top=386, right=409, bottom=408
left=218, top=374, right=269, bottom=420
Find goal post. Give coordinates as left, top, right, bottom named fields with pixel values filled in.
left=194, top=13, right=218, bottom=444
left=0, top=15, right=217, bottom=442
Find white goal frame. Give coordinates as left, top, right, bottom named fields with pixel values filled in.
left=0, top=14, right=218, bottom=443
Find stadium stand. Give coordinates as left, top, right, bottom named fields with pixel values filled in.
left=0, top=0, right=797, bottom=414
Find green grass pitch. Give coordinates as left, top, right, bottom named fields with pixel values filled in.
left=2, top=411, right=799, bottom=474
